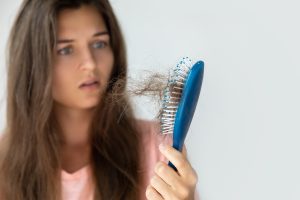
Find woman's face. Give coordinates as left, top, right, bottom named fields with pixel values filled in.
left=52, top=5, right=114, bottom=110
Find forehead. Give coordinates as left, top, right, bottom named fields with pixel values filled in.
left=56, top=5, right=107, bottom=37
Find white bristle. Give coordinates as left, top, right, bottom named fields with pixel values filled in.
left=160, top=57, right=193, bottom=134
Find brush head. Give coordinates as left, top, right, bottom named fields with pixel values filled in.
left=160, top=57, right=193, bottom=135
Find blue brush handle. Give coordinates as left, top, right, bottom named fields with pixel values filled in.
left=168, top=61, right=204, bottom=171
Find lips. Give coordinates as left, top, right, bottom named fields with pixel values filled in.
left=79, top=78, right=99, bottom=88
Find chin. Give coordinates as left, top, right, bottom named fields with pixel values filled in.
left=80, top=99, right=101, bottom=110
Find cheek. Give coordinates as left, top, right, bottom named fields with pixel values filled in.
left=95, top=50, right=114, bottom=82
left=52, top=72, right=64, bottom=102
left=52, top=68, right=75, bottom=104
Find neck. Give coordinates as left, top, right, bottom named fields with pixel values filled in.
left=54, top=103, right=95, bottom=148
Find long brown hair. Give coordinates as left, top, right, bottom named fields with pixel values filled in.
left=0, top=0, right=141, bottom=199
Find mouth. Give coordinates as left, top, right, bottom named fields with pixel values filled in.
left=79, top=78, right=100, bottom=89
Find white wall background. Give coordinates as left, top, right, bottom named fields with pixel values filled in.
left=1, top=0, right=300, bottom=199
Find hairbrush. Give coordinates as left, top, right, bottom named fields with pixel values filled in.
left=160, top=57, right=204, bottom=171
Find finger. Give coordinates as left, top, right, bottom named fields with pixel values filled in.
left=154, top=161, right=181, bottom=189
left=150, top=174, right=173, bottom=199
left=159, top=144, right=191, bottom=177
left=145, top=185, right=164, bottom=200
left=182, top=144, right=187, bottom=158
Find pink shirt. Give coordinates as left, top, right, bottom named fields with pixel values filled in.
left=61, top=119, right=173, bottom=200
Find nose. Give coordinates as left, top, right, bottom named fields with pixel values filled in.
left=78, top=47, right=96, bottom=71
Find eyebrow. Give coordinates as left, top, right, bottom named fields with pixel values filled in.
left=57, top=31, right=109, bottom=44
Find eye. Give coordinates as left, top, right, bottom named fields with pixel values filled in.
left=57, top=46, right=73, bottom=56
left=92, top=41, right=108, bottom=49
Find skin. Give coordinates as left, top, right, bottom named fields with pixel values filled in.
left=52, top=4, right=198, bottom=199
left=52, top=5, right=114, bottom=173
left=146, top=145, right=198, bottom=200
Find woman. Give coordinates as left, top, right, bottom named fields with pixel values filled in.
left=0, top=0, right=198, bottom=199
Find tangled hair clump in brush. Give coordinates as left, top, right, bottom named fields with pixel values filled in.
left=107, top=71, right=169, bottom=121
